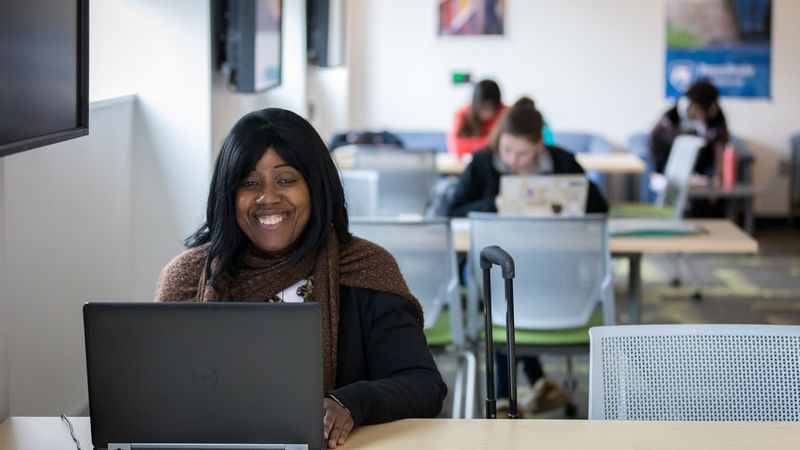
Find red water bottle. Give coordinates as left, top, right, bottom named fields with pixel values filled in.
left=722, top=143, right=737, bottom=190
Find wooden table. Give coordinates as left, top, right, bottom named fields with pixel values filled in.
left=453, top=219, right=759, bottom=325
left=436, top=152, right=647, bottom=177
left=575, top=153, right=646, bottom=174
left=436, top=153, right=468, bottom=176
left=337, top=150, right=646, bottom=178
left=3, top=416, right=799, bottom=449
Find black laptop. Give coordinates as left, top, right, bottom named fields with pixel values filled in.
left=83, top=302, right=323, bottom=450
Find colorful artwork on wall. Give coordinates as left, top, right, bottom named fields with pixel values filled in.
left=438, top=0, right=505, bottom=36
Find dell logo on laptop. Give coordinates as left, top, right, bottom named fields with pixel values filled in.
left=192, top=366, right=218, bottom=389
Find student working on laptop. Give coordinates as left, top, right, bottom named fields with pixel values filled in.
left=446, top=97, right=608, bottom=417
left=155, top=108, right=446, bottom=449
left=447, top=96, right=608, bottom=217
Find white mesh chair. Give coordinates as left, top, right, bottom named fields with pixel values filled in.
left=350, top=219, right=476, bottom=418
left=340, top=169, right=379, bottom=218
left=350, top=145, right=438, bottom=216
left=466, top=213, right=615, bottom=414
left=589, top=324, right=800, bottom=421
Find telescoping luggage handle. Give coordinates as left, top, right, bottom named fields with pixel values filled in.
left=480, top=245, right=518, bottom=419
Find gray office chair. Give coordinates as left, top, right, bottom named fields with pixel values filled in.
left=340, top=169, right=379, bottom=218
left=589, top=324, right=800, bottom=421
left=466, top=213, right=615, bottom=415
left=350, top=219, right=476, bottom=418
left=349, top=145, right=438, bottom=216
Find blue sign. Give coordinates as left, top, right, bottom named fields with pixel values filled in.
left=666, top=47, right=771, bottom=98
left=665, top=0, right=771, bottom=99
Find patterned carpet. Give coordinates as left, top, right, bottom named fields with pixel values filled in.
left=436, top=224, right=800, bottom=419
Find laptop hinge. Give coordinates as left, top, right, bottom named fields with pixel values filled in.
left=109, top=444, right=309, bottom=450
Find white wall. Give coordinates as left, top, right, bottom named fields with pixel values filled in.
left=1, top=0, right=212, bottom=415
left=345, top=0, right=800, bottom=215
left=126, top=0, right=213, bottom=302
left=4, top=98, right=135, bottom=415
left=211, top=0, right=308, bottom=159
left=308, top=65, right=349, bottom=142
left=128, top=0, right=212, bottom=237
left=89, top=0, right=139, bottom=102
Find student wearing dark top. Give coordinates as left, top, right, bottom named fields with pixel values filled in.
left=447, top=97, right=608, bottom=416
left=155, top=108, right=446, bottom=448
left=650, top=80, right=729, bottom=177
left=448, top=97, right=608, bottom=217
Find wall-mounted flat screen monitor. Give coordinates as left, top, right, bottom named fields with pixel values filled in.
left=0, top=0, right=89, bottom=158
left=225, top=0, right=282, bottom=93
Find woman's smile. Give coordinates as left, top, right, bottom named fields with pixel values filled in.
left=255, top=211, right=289, bottom=227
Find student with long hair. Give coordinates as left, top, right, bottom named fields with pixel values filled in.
left=447, top=97, right=607, bottom=416
left=447, top=79, right=507, bottom=158
left=448, top=97, right=607, bottom=217
left=156, top=108, right=446, bottom=448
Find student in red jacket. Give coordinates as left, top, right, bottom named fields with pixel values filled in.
left=447, top=79, right=507, bottom=158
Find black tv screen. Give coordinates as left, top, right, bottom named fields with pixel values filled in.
left=0, top=0, right=89, bottom=158
left=223, top=0, right=282, bottom=93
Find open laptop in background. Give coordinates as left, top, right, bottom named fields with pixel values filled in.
left=83, top=302, right=323, bottom=450
left=499, top=174, right=589, bottom=216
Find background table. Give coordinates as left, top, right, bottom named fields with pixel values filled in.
left=574, top=153, right=646, bottom=174
left=688, top=184, right=758, bottom=235
left=437, top=152, right=646, bottom=177
left=3, top=417, right=799, bottom=449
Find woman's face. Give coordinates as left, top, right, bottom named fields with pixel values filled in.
left=477, top=101, right=498, bottom=122
left=235, top=147, right=311, bottom=254
left=498, top=133, right=543, bottom=174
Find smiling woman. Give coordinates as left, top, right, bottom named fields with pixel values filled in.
left=235, top=148, right=312, bottom=254
left=154, top=108, right=446, bottom=448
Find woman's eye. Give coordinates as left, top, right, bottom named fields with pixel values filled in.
left=240, top=180, right=258, bottom=188
left=278, top=177, right=297, bottom=186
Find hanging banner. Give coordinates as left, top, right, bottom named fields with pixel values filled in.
left=665, top=0, right=771, bottom=98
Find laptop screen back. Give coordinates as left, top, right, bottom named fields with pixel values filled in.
left=83, top=302, right=323, bottom=449
left=499, top=174, right=588, bottom=216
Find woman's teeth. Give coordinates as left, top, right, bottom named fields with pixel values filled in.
left=258, top=214, right=284, bottom=226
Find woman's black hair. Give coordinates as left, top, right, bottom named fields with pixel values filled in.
left=458, top=79, right=503, bottom=137
left=471, top=79, right=502, bottom=113
left=185, top=108, right=351, bottom=287
left=685, top=79, right=719, bottom=111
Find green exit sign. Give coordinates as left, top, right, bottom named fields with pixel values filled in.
left=452, top=72, right=472, bottom=84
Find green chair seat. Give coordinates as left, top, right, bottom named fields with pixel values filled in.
left=609, top=203, right=675, bottom=218
left=486, top=309, right=604, bottom=346
left=424, top=310, right=453, bottom=347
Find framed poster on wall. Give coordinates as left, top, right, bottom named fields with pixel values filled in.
left=666, top=0, right=771, bottom=98
left=438, top=0, right=505, bottom=36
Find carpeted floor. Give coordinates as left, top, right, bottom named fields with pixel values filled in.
left=436, top=223, right=800, bottom=419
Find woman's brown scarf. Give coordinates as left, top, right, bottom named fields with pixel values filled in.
left=195, top=230, right=423, bottom=391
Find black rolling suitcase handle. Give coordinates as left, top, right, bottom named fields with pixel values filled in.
left=480, top=245, right=518, bottom=419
